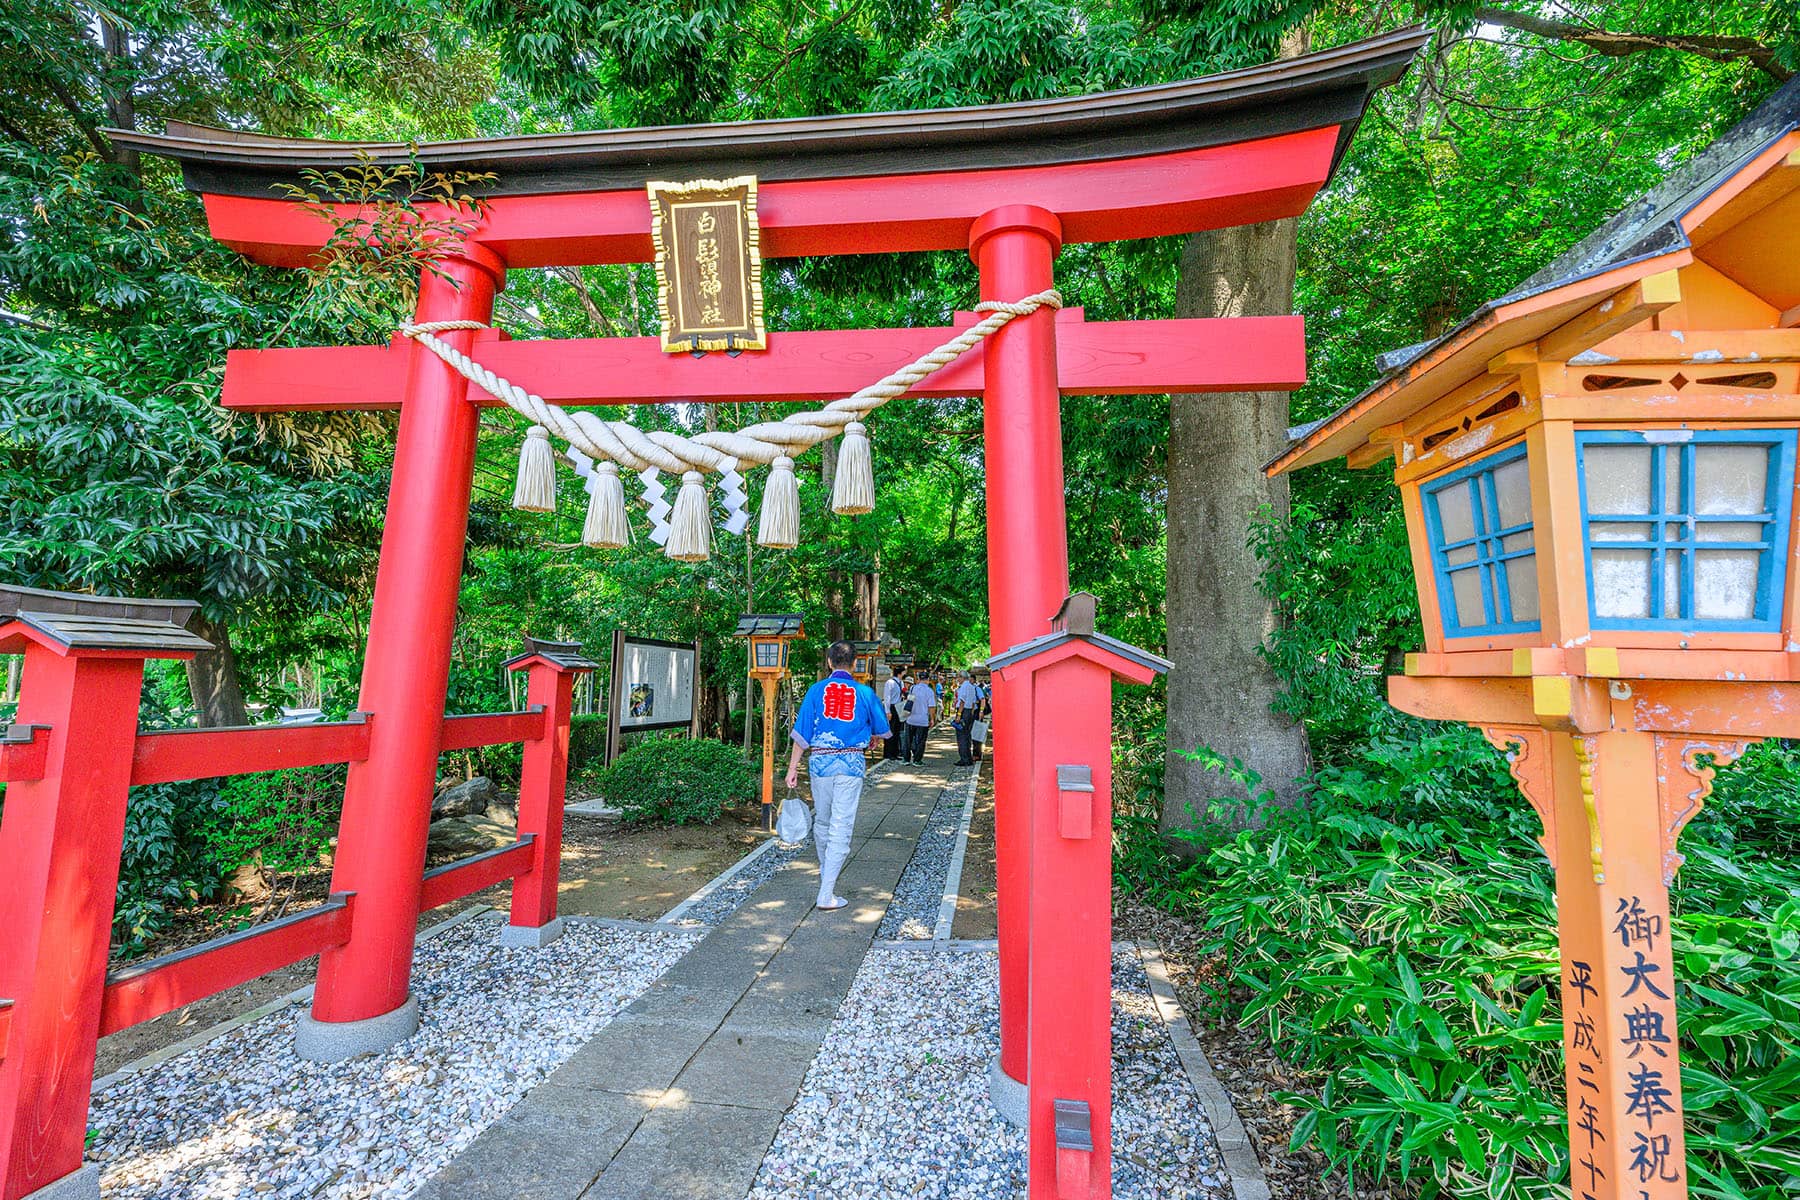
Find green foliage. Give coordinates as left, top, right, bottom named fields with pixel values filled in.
left=1118, top=728, right=1800, bottom=1199
left=569, top=713, right=608, bottom=777
left=115, top=780, right=226, bottom=957
left=202, top=765, right=346, bottom=876
left=595, top=736, right=756, bottom=826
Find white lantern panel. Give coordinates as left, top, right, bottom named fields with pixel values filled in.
left=1584, top=444, right=1653, bottom=514
left=1694, top=549, right=1761, bottom=621
left=1493, top=457, right=1532, bottom=527
left=1693, top=444, right=1770, bottom=515
left=1591, top=548, right=1653, bottom=619
left=1448, top=567, right=1485, bottom=628
left=1437, top=482, right=1476, bottom=544
left=1446, top=544, right=1478, bottom=566
left=1661, top=450, right=1683, bottom=514
left=1504, top=555, right=1540, bottom=621
left=1662, top=551, right=1683, bottom=619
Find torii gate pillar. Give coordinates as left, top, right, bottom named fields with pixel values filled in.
left=971, top=205, right=1070, bottom=1103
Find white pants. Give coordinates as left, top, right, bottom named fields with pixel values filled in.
left=809, top=771, right=864, bottom=903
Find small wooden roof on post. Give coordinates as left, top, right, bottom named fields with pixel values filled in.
left=987, top=592, right=1172, bottom=685
left=0, top=584, right=213, bottom=658
left=501, top=636, right=598, bottom=674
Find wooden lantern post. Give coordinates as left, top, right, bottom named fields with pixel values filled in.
left=1271, top=103, right=1800, bottom=1199
left=734, top=614, right=805, bottom=833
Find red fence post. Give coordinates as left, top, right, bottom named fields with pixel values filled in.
left=501, top=639, right=594, bottom=946
left=0, top=589, right=208, bottom=1200
left=971, top=204, right=1069, bottom=1116
left=302, top=246, right=504, bottom=1060
left=988, top=596, right=1168, bottom=1200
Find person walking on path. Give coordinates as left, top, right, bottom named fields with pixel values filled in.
left=785, top=641, right=891, bottom=910
left=952, top=671, right=983, bottom=766
left=882, top=670, right=905, bottom=760
left=902, top=674, right=938, bottom=764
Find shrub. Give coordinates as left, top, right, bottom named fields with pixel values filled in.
left=569, top=712, right=607, bottom=776
left=115, top=779, right=227, bottom=957
left=1118, top=719, right=1800, bottom=1200
left=595, top=735, right=755, bottom=826
left=201, top=764, right=346, bottom=876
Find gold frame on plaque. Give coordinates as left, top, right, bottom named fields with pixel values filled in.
left=646, top=176, right=767, bottom=353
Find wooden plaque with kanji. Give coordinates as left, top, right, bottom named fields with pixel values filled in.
left=647, top=176, right=766, bottom=353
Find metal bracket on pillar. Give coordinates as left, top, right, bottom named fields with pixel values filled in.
left=1054, top=1099, right=1094, bottom=1198
left=1056, top=764, right=1094, bottom=839
left=0, top=724, right=51, bottom=783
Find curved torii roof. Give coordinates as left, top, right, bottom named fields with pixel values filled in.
left=109, top=28, right=1425, bottom=201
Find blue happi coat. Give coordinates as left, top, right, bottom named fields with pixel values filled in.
left=791, top=670, right=891, bottom=777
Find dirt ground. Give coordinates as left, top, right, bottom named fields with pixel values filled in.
left=94, top=800, right=770, bottom=1078
left=950, top=764, right=998, bottom=939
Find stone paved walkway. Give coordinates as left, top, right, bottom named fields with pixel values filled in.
left=412, top=749, right=951, bottom=1200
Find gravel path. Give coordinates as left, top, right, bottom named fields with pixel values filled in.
left=673, top=839, right=810, bottom=926
left=877, top=765, right=978, bottom=940
left=89, top=917, right=701, bottom=1200
left=675, top=758, right=903, bottom=928
left=748, top=944, right=1232, bottom=1200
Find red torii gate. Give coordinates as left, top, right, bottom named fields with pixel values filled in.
left=3, top=29, right=1420, bottom=1200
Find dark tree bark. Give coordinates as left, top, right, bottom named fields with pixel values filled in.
left=1159, top=23, right=1315, bottom=831
left=1162, top=213, right=1312, bottom=830
left=97, top=17, right=140, bottom=175
left=184, top=611, right=252, bottom=727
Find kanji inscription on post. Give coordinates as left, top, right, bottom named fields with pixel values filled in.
left=647, top=176, right=766, bottom=353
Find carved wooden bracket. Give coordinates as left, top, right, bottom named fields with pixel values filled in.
left=1653, top=735, right=1753, bottom=885
left=1478, top=725, right=1555, bottom=865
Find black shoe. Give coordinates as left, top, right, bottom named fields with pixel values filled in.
left=955, top=759, right=973, bottom=766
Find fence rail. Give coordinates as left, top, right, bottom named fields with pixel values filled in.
left=97, top=896, right=356, bottom=1038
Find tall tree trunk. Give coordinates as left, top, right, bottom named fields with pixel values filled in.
left=1162, top=23, right=1312, bottom=833
left=854, top=568, right=879, bottom=640
left=1163, top=215, right=1312, bottom=829
left=184, top=611, right=252, bottom=727
left=97, top=17, right=139, bottom=176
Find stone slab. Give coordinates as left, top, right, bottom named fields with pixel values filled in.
left=580, top=1099, right=783, bottom=1200
left=411, top=1090, right=646, bottom=1200
left=550, top=1015, right=716, bottom=1097
left=669, top=1026, right=824, bottom=1111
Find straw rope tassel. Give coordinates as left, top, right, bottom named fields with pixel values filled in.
left=400, top=289, right=1059, bottom=551
left=665, top=470, right=712, bottom=561
left=583, top=461, right=632, bottom=549
left=831, top=421, right=874, bottom=515
left=758, top=455, right=801, bottom=549
left=513, top=426, right=557, bottom=512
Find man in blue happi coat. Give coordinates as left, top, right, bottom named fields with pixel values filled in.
left=784, top=640, right=891, bottom=910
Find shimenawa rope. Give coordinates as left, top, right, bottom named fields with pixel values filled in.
left=400, top=288, right=1061, bottom=560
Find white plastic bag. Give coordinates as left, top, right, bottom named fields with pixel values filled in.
left=777, top=795, right=812, bottom=845
left=971, top=719, right=989, bottom=743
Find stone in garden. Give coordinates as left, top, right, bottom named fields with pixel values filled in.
left=432, top=776, right=497, bottom=820
left=224, top=855, right=273, bottom=903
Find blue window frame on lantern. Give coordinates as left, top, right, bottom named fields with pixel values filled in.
left=1576, top=429, right=1796, bottom=632
left=1422, top=442, right=1543, bottom=638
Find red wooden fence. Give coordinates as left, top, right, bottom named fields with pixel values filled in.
left=0, top=615, right=592, bottom=1200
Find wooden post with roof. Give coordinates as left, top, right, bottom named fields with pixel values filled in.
left=1272, top=79, right=1800, bottom=1200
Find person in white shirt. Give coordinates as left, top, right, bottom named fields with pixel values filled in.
left=880, top=672, right=905, bottom=760
left=902, top=676, right=937, bottom=764
left=953, top=672, right=983, bottom=765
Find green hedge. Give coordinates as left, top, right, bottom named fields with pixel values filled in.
left=595, top=736, right=755, bottom=826
left=1118, top=720, right=1800, bottom=1200
left=569, top=712, right=607, bottom=775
